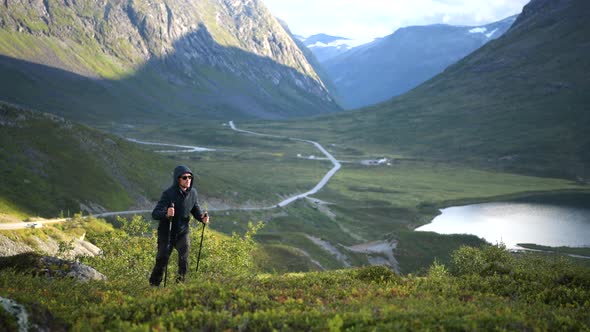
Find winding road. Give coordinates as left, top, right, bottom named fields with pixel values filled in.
left=126, top=138, right=215, bottom=152
left=228, top=121, right=341, bottom=208
left=0, top=121, right=341, bottom=229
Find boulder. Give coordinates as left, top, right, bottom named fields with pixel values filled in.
left=0, top=253, right=107, bottom=282
left=38, top=256, right=107, bottom=282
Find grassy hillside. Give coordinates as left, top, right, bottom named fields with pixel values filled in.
left=249, top=0, right=590, bottom=180
left=1, top=216, right=589, bottom=330
left=0, top=103, right=175, bottom=219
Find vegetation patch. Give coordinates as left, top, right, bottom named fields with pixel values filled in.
left=0, top=103, right=174, bottom=217
left=517, top=243, right=590, bottom=263
left=1, top=222, right=588, bottom=331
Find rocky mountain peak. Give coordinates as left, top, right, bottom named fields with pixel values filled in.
left=0, top=0, right=338, bottom=119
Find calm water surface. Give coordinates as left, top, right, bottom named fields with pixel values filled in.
left=416, top=202, right=590, bottom=249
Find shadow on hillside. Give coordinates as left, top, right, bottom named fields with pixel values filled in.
left=0, top=23, right=338, bottom=124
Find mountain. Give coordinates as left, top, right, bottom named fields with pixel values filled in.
left=0, top=102, right=175, bottom=219
left=291, top=0, right=590, bottom=180
left=301, top=33, right=352, bottom=63
left=323, top=15, right=517, bottom=109
left=0, top=0, right=339, bottom=123
left=279, top=25, right=344, bottom=107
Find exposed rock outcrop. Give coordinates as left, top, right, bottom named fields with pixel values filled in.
left=0, top=0, right=339, bottom=119
left=0, top=253, right=107, bottom=282
left=38, top=256, right=107, bottom=282
left=0, top=233, right=101, bottom=259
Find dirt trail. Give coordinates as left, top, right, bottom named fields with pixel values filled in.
left=346, top=240, right=400, bottom=273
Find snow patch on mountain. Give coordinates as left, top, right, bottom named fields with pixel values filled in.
left=468, top=27, right=499, bottom=38
left=308, top=40, right=352, bottom=49
left=302, top=33, right=354, bottom=62
left=485, top=28, right=499, bottom=38
left=469, top=27, right=487, bottom=34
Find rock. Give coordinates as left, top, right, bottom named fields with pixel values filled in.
left=0, top=297, right=69, bottom=331
left=0, top=253, right=107, bottom=282
left=0, top=232, right=101, bottom=259
left=38, top=256, right=107, bottom=282
left=0, top=297, right=28, bottom=332
left=0, top=234, right=36, bottom=257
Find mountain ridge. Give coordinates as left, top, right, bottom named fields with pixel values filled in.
left=266, top=0, right=589, bottom=180
left=0, top=0, right=339, bottom=122
left=301, top=33, right=352, bottom=63
left=323, top=15, right=517, bottom=109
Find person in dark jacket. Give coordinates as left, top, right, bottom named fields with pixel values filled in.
left=149, top=165, right=209, bottom=286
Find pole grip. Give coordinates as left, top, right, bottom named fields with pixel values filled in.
left=168, top=202, right=175, bottom=221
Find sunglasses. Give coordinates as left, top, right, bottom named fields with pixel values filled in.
left=179, top=175, right=192, bottom=180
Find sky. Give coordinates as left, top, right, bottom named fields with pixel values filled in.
left=262, top=0, right=531, bottom=46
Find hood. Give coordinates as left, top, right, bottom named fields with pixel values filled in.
left=172, top=165, right=194, bottom=191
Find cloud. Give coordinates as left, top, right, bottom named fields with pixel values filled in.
left=262, top=0, right=529, bottom=45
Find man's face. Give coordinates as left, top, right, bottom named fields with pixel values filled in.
left=178, top=173, right=192, bottom=189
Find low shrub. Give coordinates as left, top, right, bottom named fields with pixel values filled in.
left=451, top=243, right=514, bottom=277
left=352, top=265, right=399, bottom=283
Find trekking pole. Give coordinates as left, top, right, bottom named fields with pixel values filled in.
left=164, top=202, right=174, bottom=287
left=195, top=211, right=208, bottom=273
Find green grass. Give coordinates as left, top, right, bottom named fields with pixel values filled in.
left=116, top=121, right=333, bottom=206
left=0, top=30, right=128, bottom=79
left=0, top=198, right=28, bottom=222
left=517, top=244, right=590, bottom=257
left=0, top=31, right=45, bottom=58
left=253, top=243, right=323, bottom=273
left=1, top=223, right=589, bottom=331
left=394, top=230, right=487, bottom=274
left=325, top=161, right=582, bottom=205
left=193, top=152, right=331, bottom=206
left=516, top=244, right=590, bottom=268
left=0, top=103, right=174, bottom=217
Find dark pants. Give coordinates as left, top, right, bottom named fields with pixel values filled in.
left=149, top=230, right=190, bottom=286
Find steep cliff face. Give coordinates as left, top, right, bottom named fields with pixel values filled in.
left=0, top=0, right=338, bottom=120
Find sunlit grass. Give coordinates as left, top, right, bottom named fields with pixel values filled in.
left=1, top=221, right=589, bottom=331
left=321, top=161, right=582, bottom=213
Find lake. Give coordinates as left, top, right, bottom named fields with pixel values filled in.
left=416, top=201, right=590, bottom=249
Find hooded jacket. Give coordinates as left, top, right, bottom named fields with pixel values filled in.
left=152, top=165, right=204, bottom=236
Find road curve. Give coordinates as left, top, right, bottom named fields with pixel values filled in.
left=229, top=121, right=341, bottom=208
left=126, top=138, right=215, bottom=152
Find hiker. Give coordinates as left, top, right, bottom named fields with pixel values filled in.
left=149, top=165, right=209, bottom=286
